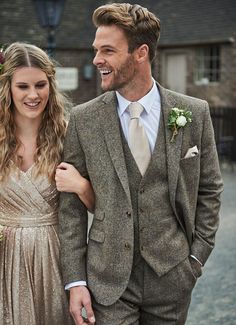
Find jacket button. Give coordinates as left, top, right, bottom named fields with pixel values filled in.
left=125, top=243, right=131, bottom=250
left=126, top=211, right=131, bottom=218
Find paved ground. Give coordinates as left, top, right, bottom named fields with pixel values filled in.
left=186, top=167, right=236, bottom=325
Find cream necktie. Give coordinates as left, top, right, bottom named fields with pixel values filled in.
left=128, top=102, right=151, bottom=175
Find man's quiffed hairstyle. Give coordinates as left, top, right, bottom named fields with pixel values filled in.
left=92, top=3, right=161, bottom=62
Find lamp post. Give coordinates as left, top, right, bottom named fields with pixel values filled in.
left=32, top=0, right=65, bottom=56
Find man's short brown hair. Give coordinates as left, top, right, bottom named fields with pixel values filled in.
left=92, top=3, right=161, bottom=62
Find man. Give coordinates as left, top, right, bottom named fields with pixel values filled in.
left=59, top=3, right=223, bottom=324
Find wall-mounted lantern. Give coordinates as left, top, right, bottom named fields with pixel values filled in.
left=32, top=0, right=65, bottom=56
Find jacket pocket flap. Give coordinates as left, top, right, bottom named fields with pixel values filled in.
left=89, top=228, right=105, bottom=243
left=94, top=212, right=105, bottom=221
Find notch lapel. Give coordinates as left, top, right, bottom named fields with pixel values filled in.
left=98, top=92, right=131, bottom=205
left=159, top=85, right=183, bottom=215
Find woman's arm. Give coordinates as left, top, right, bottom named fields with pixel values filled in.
left=55, top=162, right=95, bottom=213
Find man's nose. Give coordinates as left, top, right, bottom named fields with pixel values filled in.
left=93, top=52, right=105, bottom=66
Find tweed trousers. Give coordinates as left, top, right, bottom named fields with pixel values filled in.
left=92, top=256, right=197, bottom=325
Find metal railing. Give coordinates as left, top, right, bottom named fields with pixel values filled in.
left=210, top=107, right=236, bottom=162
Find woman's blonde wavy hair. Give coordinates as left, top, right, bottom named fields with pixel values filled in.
left=0, top=42, right=70, bottom=182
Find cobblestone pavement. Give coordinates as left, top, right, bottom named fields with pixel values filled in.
left=186, top=168, right=236, bottom=325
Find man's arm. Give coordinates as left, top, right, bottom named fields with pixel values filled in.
left=191, top=102, right=223, bottom=265
left=58, top=109, right=95, bottom=324
left=59, top=109, right=88, bottom=282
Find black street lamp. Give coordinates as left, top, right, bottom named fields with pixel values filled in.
left=32, top=0, right=65, bottom=56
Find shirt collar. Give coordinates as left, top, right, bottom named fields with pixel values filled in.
left=116, top=80, right=160, bottom=117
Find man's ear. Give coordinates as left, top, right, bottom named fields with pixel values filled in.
left=136, top=44, right=149, bottom=63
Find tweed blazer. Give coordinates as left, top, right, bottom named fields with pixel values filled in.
left=58, top=83, right=223, bottom=305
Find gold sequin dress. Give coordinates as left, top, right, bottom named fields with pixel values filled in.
left=0, top=164, right=72, bottom=325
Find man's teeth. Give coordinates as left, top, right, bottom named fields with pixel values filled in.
left=100, top=70, right=111, bottom=75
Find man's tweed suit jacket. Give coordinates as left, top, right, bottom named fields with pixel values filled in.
left=58, top=83, right=223, bottom=306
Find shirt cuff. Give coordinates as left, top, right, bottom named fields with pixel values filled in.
left=65, top=281, right=87, bottom=290
left=190, top=254, right=203, bottom=266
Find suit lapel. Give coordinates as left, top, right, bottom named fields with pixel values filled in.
left=158, top=84, right=183, bottom=214
left=98, top=92, right=131, bottom=205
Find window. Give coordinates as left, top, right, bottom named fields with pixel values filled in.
left=195, top=45, right=220, bottom=84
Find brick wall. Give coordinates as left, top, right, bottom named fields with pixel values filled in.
left=54, top=49, right=97, bottom=105
left=186, top=42, right=236, bottom=109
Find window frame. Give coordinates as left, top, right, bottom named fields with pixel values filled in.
left=194, top=45, right=221, bottom=85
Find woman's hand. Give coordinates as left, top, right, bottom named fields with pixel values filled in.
left=56, top=162, right=86, bottom=194
left=55, top=162, right=95, bottom=213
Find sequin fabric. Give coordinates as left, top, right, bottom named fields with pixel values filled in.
left=0, top=165, right=72, bottom=325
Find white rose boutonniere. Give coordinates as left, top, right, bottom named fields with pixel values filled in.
left=168, top=107, right=192, bottom=142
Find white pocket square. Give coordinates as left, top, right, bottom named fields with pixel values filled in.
left=184, top=145, right=199, bottom=158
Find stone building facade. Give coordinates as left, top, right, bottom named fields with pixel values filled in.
left=1, top=0, right=236, bottom=158
left=1, top=0, right=236, bottom=107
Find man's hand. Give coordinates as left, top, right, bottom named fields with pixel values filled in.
left=69, top=286, right=95, bottom=325
left=189, top=256, right=202, bottom=278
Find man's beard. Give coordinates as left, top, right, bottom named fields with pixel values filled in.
left=101, top=56, right=135, bottom=92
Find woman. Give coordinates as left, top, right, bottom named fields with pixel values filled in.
left=0, top=42, right=94, bottom=325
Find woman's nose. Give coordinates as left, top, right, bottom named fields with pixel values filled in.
left=28, top=87, right=39, bottom=98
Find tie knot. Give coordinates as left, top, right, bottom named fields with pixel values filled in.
left=129, top=102, right=143, bottom=119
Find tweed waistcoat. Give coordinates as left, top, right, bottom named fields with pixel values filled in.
left=121, top=109, right=188, bottom=272
left=121, top=130, right=142, bottom=265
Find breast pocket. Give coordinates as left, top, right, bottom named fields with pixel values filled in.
left=180, top=154, right=200, bottom=169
